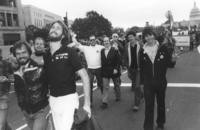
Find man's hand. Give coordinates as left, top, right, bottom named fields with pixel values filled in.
left=172, top=53, right=178, bottom=62
left=83, top=105, right=91, bottom=118
left=113, top=43, right=118, bottom=50
left=0, top=76, right=8, bottom=83
left=113, top=69, right=118, bottom=74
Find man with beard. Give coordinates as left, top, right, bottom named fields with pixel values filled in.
left=13, top=41, right=49, bottom=130
left=43, top=20, right=91, bottom=130
left=0, top=49, right=13, bottom=130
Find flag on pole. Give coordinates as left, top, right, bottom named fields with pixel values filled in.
left=165, top=10, right=174, bottom=30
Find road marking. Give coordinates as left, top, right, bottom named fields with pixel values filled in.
left=76, top=83, right=200, bottom=88
left=167, top=83, right=200, bottom=87
left=9, top=91, right=15, bottom=94
left=122, top=70, right=127, bottom=75
left=16, top=124, right=28, bottom=130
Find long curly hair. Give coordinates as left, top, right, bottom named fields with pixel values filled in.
left=47, top=20, right=72, bottom=45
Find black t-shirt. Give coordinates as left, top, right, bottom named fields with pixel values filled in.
left=44, top=46, right=83, bottom=97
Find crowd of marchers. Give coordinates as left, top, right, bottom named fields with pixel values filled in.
left=0, top=20, right=182, bottom=130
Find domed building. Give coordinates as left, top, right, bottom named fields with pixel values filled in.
left=190, top=2, right=200, bottom=27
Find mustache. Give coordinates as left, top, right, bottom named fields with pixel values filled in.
left=49, top=31, right=58, bottom=36
left=18, top=57, right=28, bottom=60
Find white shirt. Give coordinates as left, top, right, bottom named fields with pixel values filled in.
left=143, top=41, right=159, bottom=63
left=79, top=44, right=104, bottom=69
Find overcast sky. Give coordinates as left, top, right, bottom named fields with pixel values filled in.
left=21, top=0, right=197, bottom=29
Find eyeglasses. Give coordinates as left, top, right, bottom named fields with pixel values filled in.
left=103, top=40, right=110, bottom=43
left=90, top=39, right=95, bottom=41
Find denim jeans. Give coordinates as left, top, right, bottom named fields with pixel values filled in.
left=87, top=68, right=103, bottom=103
left=128, top=68, right=143, bottom=106
left=23, top=105, right=49, bottom=130
left=102, top=77, right=121, bottom=103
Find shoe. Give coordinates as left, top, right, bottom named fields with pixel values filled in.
left=156, top=125, right=164, bottom=130
left=115, top=98, right=121, bottom=102
left=100, top=103, right=108, bottom=109
left=155, top=127, right=164, bottom=130
left=132, top=106, right=139, bottom=112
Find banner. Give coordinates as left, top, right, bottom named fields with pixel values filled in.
left=173, top=36, right=190, bottom=46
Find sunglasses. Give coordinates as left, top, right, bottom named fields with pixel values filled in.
left=90, top=39, right=95, bottom=41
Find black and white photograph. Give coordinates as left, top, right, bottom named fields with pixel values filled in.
left=0, top=0, right=200, bottom=130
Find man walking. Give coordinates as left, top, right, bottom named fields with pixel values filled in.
left=13, top=41, right=49, bottom=130
left=43, top=20, right=91, bottom=130
left=69, top=35, right=104, bottom=106
left=140, top=27, right=173, bottom=130
left=124, top=31, right=143, bottom=111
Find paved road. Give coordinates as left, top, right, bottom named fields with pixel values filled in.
left=7, top=49, right=200, bottom=130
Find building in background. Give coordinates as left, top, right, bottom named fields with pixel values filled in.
left=189, top=2, right=200, bottom=27
left=22, top=5, right=62, bottom=28
left=0, top=0, right=25, bottom=45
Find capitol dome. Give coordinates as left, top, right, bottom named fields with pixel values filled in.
left=190, top=2, right=200, bottom=26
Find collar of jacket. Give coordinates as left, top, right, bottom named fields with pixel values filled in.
left=128, top=41, right=141, bottom=67
left=143, top=40, right=159, bottom=53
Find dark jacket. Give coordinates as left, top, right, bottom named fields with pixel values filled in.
left=124, top=42, right=142, bottom=80
left=101, top=47, right=121, bottom=78
left=124, top=42, right=142, bottom=69
left=140, top=44, right=173, bottom=85
left=14, top=59, right=48, bottom=114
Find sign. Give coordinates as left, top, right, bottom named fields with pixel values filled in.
left=173, top=30, right=188, bottom=36
left=173, top=35, right=190, bottom=46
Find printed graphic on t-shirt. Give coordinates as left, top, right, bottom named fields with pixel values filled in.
left=55, top=53, right=68, bottom=60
